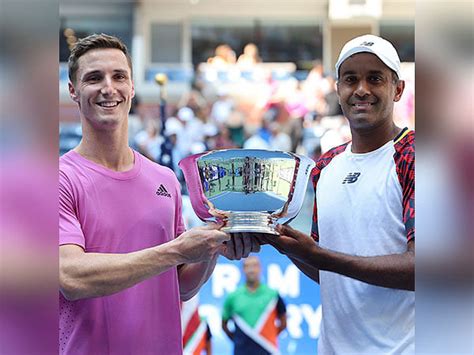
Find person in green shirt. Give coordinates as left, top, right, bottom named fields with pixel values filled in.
left=222, top=256, right=287, bottom=355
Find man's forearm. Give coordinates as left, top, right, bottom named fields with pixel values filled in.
left=310, top=246, right=415, bottom=291
left=60, top=242, right=184, bottom=301
left=288, top=256, right=320, bottom=284
left=178, top=256, right=218, bottom=301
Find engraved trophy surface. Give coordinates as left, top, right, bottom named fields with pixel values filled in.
left=179, top=149, right=315, bottom=235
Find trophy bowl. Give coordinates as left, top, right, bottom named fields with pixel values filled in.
left=179, top=149, right=315, bottom=235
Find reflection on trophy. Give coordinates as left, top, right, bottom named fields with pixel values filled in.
left=179, top=149, right=315, bottom=235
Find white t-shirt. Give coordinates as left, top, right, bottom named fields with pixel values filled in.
left=311, top=129, right=415, bottom=354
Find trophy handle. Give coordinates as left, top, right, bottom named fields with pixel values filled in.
left=179, top=153, right=215, bottom=221
left=271, top=154, right=301, bottom=219
left=276, top=153, right=315, bottom=225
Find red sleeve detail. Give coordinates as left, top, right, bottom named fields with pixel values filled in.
left=311, top=143, right=349, bottom=242
left=394, top=131, right=415, bottom=241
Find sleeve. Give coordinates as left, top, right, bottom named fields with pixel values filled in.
left=310, top=164, right=322, bottom=242
left=59, top=171, right=85, bottom=248
left=173, top=176, right=186, bottom=237
left=276, top=295, right=287, bottom=316
left=311, top=143, right=350, bottom=242
left=395, top=135, right=415, bottom=242
left=221, top=294, right=233, bottom=321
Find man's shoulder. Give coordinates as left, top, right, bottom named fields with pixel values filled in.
left=393, top=129, right=415, bottom=164
left=59, top=150, right=75, bottom=165
left=259, top=283, right=277, bottom=294
left=312, top=142, right=349, bottom=176
left=137, top=151, right=176, bottom=178
left=227, top=285, right=246, bottom=299
left=59, top=150, right=81, bottom=177
left=394, top=129, right=415, bottom=153
left=259, top=285, right=282, bottom=301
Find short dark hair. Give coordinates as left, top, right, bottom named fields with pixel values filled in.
left=68, top=33, right=132, bottom=83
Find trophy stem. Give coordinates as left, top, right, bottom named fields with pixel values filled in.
left=221, top=212, right=278, bottom=235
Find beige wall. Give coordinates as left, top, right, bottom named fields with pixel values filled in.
left=59, top=0, right=414, bottom=104
left=330, top=25, right=374, bottom=71
left=135, top=0, right=414, bottom=67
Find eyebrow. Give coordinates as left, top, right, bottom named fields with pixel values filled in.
left=82, top=70, right=102, bottom=78
left=82, top=69, right=129, bottom=78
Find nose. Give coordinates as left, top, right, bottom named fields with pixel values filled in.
left=100, top=76, right=116, bottom=96
left=354, top=79, right=370, bottom=98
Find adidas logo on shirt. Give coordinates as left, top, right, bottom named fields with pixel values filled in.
left=156, top=184, right=171, bottom=198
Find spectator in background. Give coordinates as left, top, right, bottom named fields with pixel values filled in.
left=302, top=60, right=327, bottom=95
left=319, top=119, right=350, bottom=154
left=226, top=110, right=246, bottom=148
left=243, top=124, right=270, bottom=150
left=268, top=122, right=292, bottom=152
left=174, top=106, right=199, bottom=159
left=210, top=88, right=235, bottom=127
left=237, top=43, right=262, bottom=67
left=179, top=88, right=208, bottom=113
left=303, top=60, right=330, bottom=120
left=128, top=96, right=146, bottom=149
left=222, top=256, right=286, bottom=355
left=323, top=75, right=344, bottom=118
left=213, top=125, right=237, bottom=150
left=284, top=81, right=307, bottom=152
left=207, top=44, right=236, bottom=67
left=135, top=118, right=163, bottom=162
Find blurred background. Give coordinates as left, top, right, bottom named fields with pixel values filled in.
left=58, top=0, right=415, bottom=162
left=2, top=0, right=472, bottom=354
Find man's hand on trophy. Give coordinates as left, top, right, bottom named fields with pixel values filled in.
left=257, top=224, right=318, bottom=261
left=173, top=223, right=230, bottom=263
left=220, top=234, right=261, bottom=260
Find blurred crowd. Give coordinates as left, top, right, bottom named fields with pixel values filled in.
left=60, top=42, right=414, bottom=192
left=128, top=53, right=413, bottom=186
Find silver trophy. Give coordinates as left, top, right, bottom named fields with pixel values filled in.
left=179, top=149, right=315, bottom=235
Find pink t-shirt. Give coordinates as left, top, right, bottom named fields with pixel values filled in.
left=59, top=150, right=186, bottom=355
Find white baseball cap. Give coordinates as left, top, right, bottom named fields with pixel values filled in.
left=335, top=34, right=401, bottom=80
left=177, top=107, right=194, bottom=122
left=164, top=118, right=183, bottom=136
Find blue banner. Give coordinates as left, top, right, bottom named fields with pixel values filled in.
left=195, top=186, right=319, bottom=354
left=198, top=247, right=321, bottom=355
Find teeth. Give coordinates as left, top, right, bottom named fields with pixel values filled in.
left=98, top=102, right=119, bottom=107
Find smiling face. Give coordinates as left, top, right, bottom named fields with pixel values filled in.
left=68, top=48, right=135, bottom=131
left=336, top=52, right=404, bottom=132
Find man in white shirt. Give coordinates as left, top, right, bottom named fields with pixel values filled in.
left=259, top=34, right=415, bottom=354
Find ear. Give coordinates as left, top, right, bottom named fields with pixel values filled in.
left=68, top=82, right=79, bottom=103
left=393, top=80, right=405, bottom=102
left=131, top=80, right=136, bottom=99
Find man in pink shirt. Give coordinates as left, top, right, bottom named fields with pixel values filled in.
left=59, top=33, right=259, bottom=354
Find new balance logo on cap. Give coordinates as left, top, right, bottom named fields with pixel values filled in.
left=156, top=184, right=171, bottom=197
left=360, top=41, right=374, bottom=46
left=342, top=172, right=361, bottom=184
